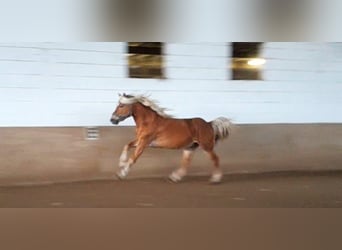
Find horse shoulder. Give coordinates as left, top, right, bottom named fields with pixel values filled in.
left=135, top=125, right=156, bottom=139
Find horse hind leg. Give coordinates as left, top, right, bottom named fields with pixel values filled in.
left=205, top=150, right=223, bottom=184
left=169, top=148, right=196, bottom=183
left=198, top=139, right=223, bottom=183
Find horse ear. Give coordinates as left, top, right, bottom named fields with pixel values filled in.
left=118, top=93, right=122, bottom=97
left=123, top=93, right=127, bottom=97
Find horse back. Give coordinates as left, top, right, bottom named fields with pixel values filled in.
left=165, top=117, right=214, bottom=142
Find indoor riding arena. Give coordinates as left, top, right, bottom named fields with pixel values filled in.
left=0, top=42, right=341, bottom=207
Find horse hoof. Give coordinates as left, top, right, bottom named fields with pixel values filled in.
left=209, top=174, right=222, bottom=184
left=116, top=173, right=124, bottom=180
left=168, top=176, right=179, bottom=183
left=116, top=171, right=127, bottom=180
left=168, top=173, right=182, bottom=183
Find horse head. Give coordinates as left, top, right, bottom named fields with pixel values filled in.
left=110, top=93, right=135, bottom=124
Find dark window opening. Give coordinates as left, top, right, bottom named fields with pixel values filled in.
left=128, top=42, right=164, bottom=79
left=231, top=42, right=263, bottom=80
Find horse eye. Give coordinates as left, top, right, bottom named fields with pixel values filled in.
left=119, top=104, right=124, bottom=108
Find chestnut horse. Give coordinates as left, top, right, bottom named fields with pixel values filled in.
left=110, top=93, right=232, bottom=183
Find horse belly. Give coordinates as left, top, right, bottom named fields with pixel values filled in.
left=150, top=135, right=193, bottom=149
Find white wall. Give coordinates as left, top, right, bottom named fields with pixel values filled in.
left=0, top=42, right=341, bottom=127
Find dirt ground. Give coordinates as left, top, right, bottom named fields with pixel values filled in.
left=1, top=171, right=342, bottom=207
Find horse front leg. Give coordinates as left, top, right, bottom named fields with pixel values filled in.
left=117, top=138, right=150, bottom=179
left=119, top=140, right=137, bottom=168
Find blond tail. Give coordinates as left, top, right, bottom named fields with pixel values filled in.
left=211, top=117, right=233, bottom=141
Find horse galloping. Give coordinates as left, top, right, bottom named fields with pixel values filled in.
left=110, top=93, right=232, bottom=183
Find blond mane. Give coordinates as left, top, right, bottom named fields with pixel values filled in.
left=119, top=94, right=173, bottom=118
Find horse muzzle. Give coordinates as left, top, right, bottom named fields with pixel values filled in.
left=110, top=115, right=121, bottom=125
left=110, top=118, right=119, bottom=125
left=111, top=114, right=130, bottom=125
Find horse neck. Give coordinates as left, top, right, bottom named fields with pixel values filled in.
left=132, top=102, right=159, bottom=126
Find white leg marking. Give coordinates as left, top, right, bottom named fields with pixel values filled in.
left=117, top=166, right=129, bottom=179
left=119, top=149, right=128, bottom=167
left=209, top=171, right=223, bottom=183
left=169, top=150, right=194, bottom=183
left=117, top=159, right=133, bottom=179
left=169, top=168, right=187, bottom=183
left=183, top=150, right=193, bottom=158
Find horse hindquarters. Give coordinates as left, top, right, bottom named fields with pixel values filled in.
left=193, top=118, right=232, bottom=183
left=210, top=117, right=232, bottom=142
